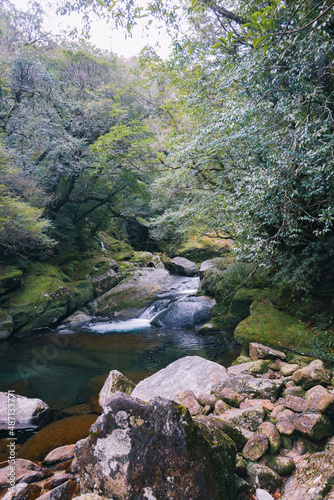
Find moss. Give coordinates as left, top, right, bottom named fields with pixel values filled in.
left=95, top=285, right=158, bottom=316
left=0, top=265, right=23, bottom=294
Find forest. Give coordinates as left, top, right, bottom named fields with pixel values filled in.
left=0, top=0, right=333, bottom=352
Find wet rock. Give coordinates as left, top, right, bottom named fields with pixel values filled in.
left=63, top=311, right=91, bottom=329
left=247, top=463, right=282, bottom=490
left=217, top=374, right=283, bottom=402
left=99, top=370, right=135, bottom=410
left=265, top=456, right=295, bottom=476
left=0, top=393, right=49, bottom=430
left=0, top=459, right=50, bottom=488
left=259, top=422, right=281, bottom=454
left=170, top=256, right=197, bottom=276
left=36, top=479, right=77, bottom=499
left=151, top=296, right=213, bottom=328
left=242, top=434, right=269, bottom=460
left=216, top=387, right=245, bottom=407
left=284, top=395, right=308, bottom=413
left=249, top=343, right=286, bottom=361
left=43, top=444, right=76, bottom=465
left=292, top=360, right=331, bottom=390
left=174, top=390, right=202, bottom=416
left=75, top=392, right=237, bottom=499
left=132, top=355, right=229, bottom=402
left=214, top=399, right=231, bottom=415
left=292, top=412, right=333, bottom=441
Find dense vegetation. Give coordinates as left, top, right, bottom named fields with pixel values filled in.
left=1, top=0, right=333, bottom=298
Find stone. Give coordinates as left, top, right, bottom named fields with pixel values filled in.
left=265, top=456, right=295, bottom=476
left=215, top=406, right=267, bottom=436
left=99, top=370, right=135, bottom=410
left=195, top=415, right=247, bottom=451
left=231, top=355, right=252, bottom=366
left=1, top=482, right=42, bottom=500
left=132, top=355, right=229, bottom=402
left=0, top=393, right=49, bottom=430
left=43, top=472, right=73, bottom=490
left=73, top=496, right=107, bottom=500
left=247, top=360, right=271, bottom=374
left=197, top=393, right=217, bottom=408
left=239, top=399, right=275, bottom=412
left=217, top=374, right=283, bottom=402
left=249, top=343, right=286, bottom=361
left=63, top=311, right=91, bottom=329
left=247, top=463, right=282, bottom=490
left=75, top=392, right=237, bottom=499
left=214, top=399, right=230, bottom=415
left=0, top=459, right=50, bottom=488
left=0, top=266, right=22, bottom=294
left=236, top=454, right=247, bottom=477
left=256, top=489, right=275, bottom=500
left=305, top=385, right=330, bottom=410
left=170, top=256, right=197, bottom=276
left=0, top=309, right=13, bottom=340
left=216, top=387, right=245, bottom=407
left=242, top=434, right=269, bottom=460
left=282, top=386, right=305, bottom=398
left=43, top=444, right=76, bottom=465
left=259, top=422, right=281, bottom=454
left=271, top=404, right=285, bottom=419
left=315, top=394, right=334, bottom=416
left=174, top=390, right=202, bottom=416
left=199, top=259, right=217, bottom=276
left=227, top=361, right=258, bottom=375
left=292, top=360, right=331, bottom=390
left=275, top=409, right=296, bottom=435
left=279, top=363, right=300, bottom=376
left=151, top=296, right=213, bottom=328
left=284, top=395, right=308, bottom=413
left=35, top=479, right=77, bottom=499
left=292, top=412, right=333, bottom=441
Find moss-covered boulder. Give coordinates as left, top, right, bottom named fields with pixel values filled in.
left=209, top=288, right=261, bottom=332
left=70, top=257, right=119, bottom=297
left=0, top=265, right=23, bottom=294
left=0, top=308, right=13, bottom=339
left=234, top=294, right=313, bottom=354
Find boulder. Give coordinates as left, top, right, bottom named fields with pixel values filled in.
left=292, top=360, right=331, bottom=390
left=247, top=463, right=282, bottom=491
left=216, top=374, right=283, bottom=402
left=282, top=386, right=305, bottom=398
left=74, top=256, right=119, bottom=297
left=265, top=456, right=295, bottom=476
left=75, top=392, right=237, bottom=500
left=249, top=343, right=286, bottom=361
left=131, top=355, right=229, bottom=402
left=0, top=308, right=13, bottom=340
left=0, top=393, right=49, bottom=430
left=284, top=395, right=308, bottom=413
left=242, top=434, right=269, bottom=460
left=215, top=406, right=267, bottom=437
left=259, top=422, right=281, bottom=454
left=0, top=265, right=22, bottom=294
left=174, top=390, right=202, bottom=416
left=279, top=363, right=300, bottom=376
left=292, top=412, right=333, bottom=441
left=43, top=444, right=76, bottom=465
left=170, top=256, right=197, bottom=276
left=35, top=479, right=77, bottom=499
left=216, top=387, right=245, bottom=407
left=239, top=399, right=275, bottom=412
left=256, top=490, right=275, bottom=500
left=214, top=399, right=231, bottom=415
left=1, top=482, right=42, bottom=500
left=0, top=458, right=50, bottom=488
left=195, top=415, right=247, bottom=451
left=99, top=370, right=135, bottom=410
left=151, top=296, right=213, bottom=328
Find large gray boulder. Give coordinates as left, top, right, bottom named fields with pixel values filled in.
left=170, top=256, right=197, bottom=276
left=75, top=392, right=237, bottom=500
left=150, top=296, right=213, bottom=328
left=131, top=355, right=229, bottom=402
left=0, top=393, right=49, bottom=430
left=99, top=370, right=135, bottom=410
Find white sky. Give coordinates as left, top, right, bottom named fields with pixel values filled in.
left=11, top=0, right=173, bottom=58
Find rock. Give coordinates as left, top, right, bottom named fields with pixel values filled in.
left=0, top=393, right=49, bottom=430
left=247, top=360, right=271, bottom=374
left=271, top=404, right=285, bottom=419
left=170, top=256, right=197, bottom=276
left=242, top=434, right=269, bottom=460
left=198, top=322, right=221, bottom=334
left=0, top=266, right=22, bottom=294
left=18, top=414, right=97, bottom=462
left=217, top=374, right=283, bottom=402
left=73, top=496, right=107, bottom=500
left=99, top=370, right=135, bottom=410
left=132, top=355, right=229, bottom=402
left=292, top=412, right=333, bottom=441
left=216, top=388, right=245, bottom=407
left=214, top=399, right=231, bottom=415
left=247, top=463, right=282, bottom=490
left=256, top=489, right=275, bottom=500
left=292, top=360, right=331, bottom=390
left=234, top=296, right=313, bottom=353
left=249, top=343, right=286, bottom=361
left=265, top=456, right=295, bottom=476
left=305, top=384, right=328, bottom=404
left=315, top=394, right=334, bottom=416
left=275, top=409, right=296, bottom=435
left=43, top=444, right=76, bottom=465
left=236, top=454, right=247, bottom=477
left=284, top=395, right=308, bottom=413
left=227, top=361, right=260, bottom=375
left=282, top=386, right=305, bottom=398
left=1, top=482, right=42, bottom=500
left=199, top=259, right=217, bottom=276
left=197, top=393, right=217, bottom=408
left=174, top=390, right=202, bottom=416
left=43, top=471, right=73, bottom=490
left=195, top=415, right=247, bottom=451
left=279, top=363, right=300, bottom=376
left=35, top=479, right=77, bottom=499
left=216, top=406, right=267, bottom=436
left=0, top=459, right=50, bottom=488
left=259, top=422, right=281, bottom=454
left=151, top=296, right=213, bottom=328
left=235, top=476, right=251, bottom=500
left=75, top=392, right=237, bottom=499
left=0, top=308, right=13, bottom=340
left=231, top=355, right=252, bottom=366
left=63, top=311, right=91, bottom=329
left=240, top=399, right=275, bottom=412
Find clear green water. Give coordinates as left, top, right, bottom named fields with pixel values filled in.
left=0, top=326, right=240, bottom=410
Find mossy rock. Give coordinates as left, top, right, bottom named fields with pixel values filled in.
left=0, top=307, right=13, bottom=339
left=173, top=235, right=231, bottom=263
left=94, top=283, right=158, bottom=317
left=0, top=265, right=23, bottom=294
left=129, top=251, right=154, bottom=266
left=234, top=294, right=313, bottom=354
left=27, top=262, right=72, bottom=283
left=74, top=257, right=118, bottom=282
left=229, top=288, right=261, bottom=318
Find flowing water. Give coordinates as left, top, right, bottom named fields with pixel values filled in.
left=0, top=276, right=240, bottom=411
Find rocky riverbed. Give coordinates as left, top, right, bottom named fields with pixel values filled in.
left=1, top=341, right=334, bottom=499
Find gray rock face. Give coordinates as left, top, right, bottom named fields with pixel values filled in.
left=170, top=256, right=197, bottom=276
left=99, top=370, right=135, bottom=410
left=216, top=406, right=267, bottom=437
left=217, top=374, right=283, bottom=402
left=132, top=355, right=229, bottom=402
left=150, top=296, right=213, bottom=328
left=75, top=392, right=237, bottom=500
left=0, top=392, right=49, bottom=430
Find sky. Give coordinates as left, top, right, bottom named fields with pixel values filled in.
left=11, top=0, right=173, bottom=58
